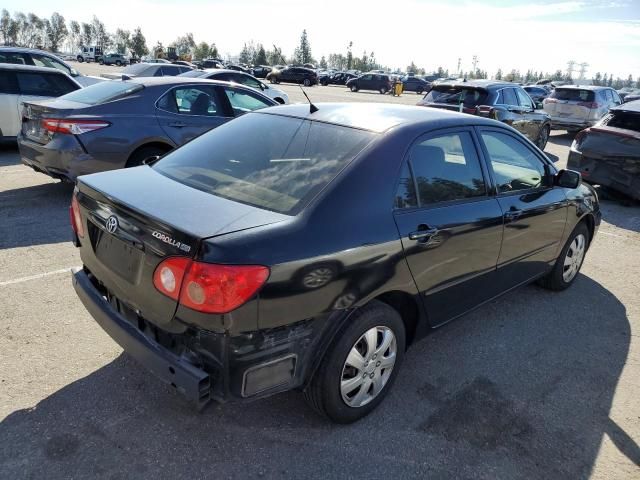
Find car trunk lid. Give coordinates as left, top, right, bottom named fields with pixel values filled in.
left=20, top=99, right=83, bottom=144
left=76, top=166, right=288, bottom=329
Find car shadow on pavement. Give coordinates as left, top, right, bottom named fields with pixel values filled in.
left=0, top=182, right=75, bottom=249
left=0, top=276, right=635, bottom=478
left=598, top=200, right=640, bottom=234
left=0, top=143, right=20, bottom=166
left=547, top=131, right=575, bottom=148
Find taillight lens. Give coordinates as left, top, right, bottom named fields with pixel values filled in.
left=577, top=102, right=600, bottom=109
left=153, top=259, right=269, bottom=314
left=544, top=98, right=557, bottom=104
left=153, top=257, right=191, bottom=300
left=70, top=194, right=84, bottom=238
left=42, top=118, right=110, bottom=135
left=571, top=128, right=590, bottom=152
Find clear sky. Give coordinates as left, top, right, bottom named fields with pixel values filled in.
left=4, top=0, right=640, bottom=78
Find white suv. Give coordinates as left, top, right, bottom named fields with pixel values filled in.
left=543, top=85, right=622, bottom=132
left=0, top=64, right=81, bottom=140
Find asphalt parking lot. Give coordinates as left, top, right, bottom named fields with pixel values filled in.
left=1, top=65, right=639, bottom=479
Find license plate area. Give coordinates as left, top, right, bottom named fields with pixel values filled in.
left=89, top=221, right=144, bottom=283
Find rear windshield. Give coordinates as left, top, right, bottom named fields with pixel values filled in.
left=424, top=86, right=488, bottom=106
left=60, top=81, right=143, bottom=105
left=122, top=63, right=154, bottom=75
left=550, top=88, right=595, bottom=102
left=604, top=111, right=640, bottom=133
left=154, top=113, right=376, bottom=215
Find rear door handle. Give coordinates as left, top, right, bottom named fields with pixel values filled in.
left=409, top=227, right=439, bottom=241
left=504, top=209, right=523, bottom=221
left=168, top=122, right=187, bottom=128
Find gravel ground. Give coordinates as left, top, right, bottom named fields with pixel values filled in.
left=0, top=65, right=639, bottom=479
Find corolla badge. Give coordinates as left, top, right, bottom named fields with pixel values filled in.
left=152, top=230, right=191, bottom=253
left=105, top=215, right=119, bottom=234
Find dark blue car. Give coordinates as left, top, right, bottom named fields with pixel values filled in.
left=18, top=77, right=277, bottom=181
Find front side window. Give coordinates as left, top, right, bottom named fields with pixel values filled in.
left=408, top=132, right=486, bottom=205
left=515, top=88, right=534, bottom=109
left=481, top=131, right=546, bottom=193
left=154, top=113, right=376, bottom=214
left=238, top=74, right=262, bottom=89
left=224, top=87, right=272, bottom=114
left=362, top=74, right=372, bottom=81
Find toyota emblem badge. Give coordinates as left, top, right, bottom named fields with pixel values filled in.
left=105, top=215, right=119, bottom=234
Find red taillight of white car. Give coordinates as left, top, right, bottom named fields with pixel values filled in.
left=42, top=118, right=110, bottom=135
left=153, top=258, right=270, bottom=314
left=70, top=193, right=84, bottom=238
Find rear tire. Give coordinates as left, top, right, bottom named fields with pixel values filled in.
left=303, top=300, right=405, bottom=424
left=116, top=60, right=122, bottom=66
left=379, top=87, right=387, bottom=94
left=538, top=222, right=589, bottom=291
left=126, top=146, right=169, bottom=168
left=303, top=78, right=311, bottom=87
left=99, top=59, right=104, bottom=65
left=350, top=84, right=358, bottom=92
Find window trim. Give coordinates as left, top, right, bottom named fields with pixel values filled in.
left=474, top=126, right=557, bottom=198
left=393, top=126, right=492, bottom=212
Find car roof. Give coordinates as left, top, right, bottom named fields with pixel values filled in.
left=434, top=79, right=515, bottom=90
left=0, top=63, right=68, bottom=74
left=254, top=102, right=500, bottom=133
left=612, top=100, right=640, bottom=113
left=0, top=46, right=55, bottom=54
left=127, top=76, right=242, bottom=86
left=555, top=85, right=610, bottom=90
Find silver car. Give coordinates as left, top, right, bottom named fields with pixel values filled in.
left=543, top=85, right=622, bottom=131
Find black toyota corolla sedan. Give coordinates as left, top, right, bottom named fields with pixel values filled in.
left=70, top=103, right=600, bottom=423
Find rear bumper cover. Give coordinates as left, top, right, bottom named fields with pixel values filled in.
left=568, top=150, right=640, bottom=200
left=72, top=268, right=213, bottom=408
left=72, top=267, right=321, bottom=407
left=549, top=118, right=596, bottom=130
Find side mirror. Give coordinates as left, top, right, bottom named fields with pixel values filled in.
left=259, top=83, right=266, bottom=91
left=555, top=169, right=581, bottom=189
left=535, top=101, right=543, bottom=109
left=70, top=68, right=79, bottom=77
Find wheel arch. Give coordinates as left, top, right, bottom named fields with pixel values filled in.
left=374, top=290, right=421, bottom=347
left=126, top=140, right=174, bottom=164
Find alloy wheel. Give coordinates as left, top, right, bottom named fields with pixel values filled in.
left=562, top=233, right=586, bottom=282
left=340, top=326, right=397, bottom=408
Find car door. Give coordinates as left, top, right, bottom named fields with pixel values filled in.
left=393, top=128, right=504, bottom=325
left=0, top=71, right=20, bottom=136
left=515, top=87, right=542, bottom=142
left=360, top=74, right=373, bottom=90
left=155, top=84, right=230, bottom=145
left=477, top=127, right=568, bottom=287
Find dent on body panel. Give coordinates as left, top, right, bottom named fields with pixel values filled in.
left=258, top=238, right=417, bottom=329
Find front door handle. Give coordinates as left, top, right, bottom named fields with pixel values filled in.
left=168, top=122, right=187, bottom=128
left=409, top=227, right=439, bottom=241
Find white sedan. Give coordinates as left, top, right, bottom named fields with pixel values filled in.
left=179, top=69, right=290, bottom=104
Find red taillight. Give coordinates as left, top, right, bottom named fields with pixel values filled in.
left=544, top=98, right=557, bottom=104
left=153, top=259, right=269, bottom=314
left=153, top=257, right=191, bottom=300
left=577, top=102, right=600, bottom=109
left=42, top=118, right=110, bottom=135
left=70, top=194, right=84, bottom=238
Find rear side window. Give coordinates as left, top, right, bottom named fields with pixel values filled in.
left=0, top=52, right=29, bottom=65
left=425, top=87, right=488, bottom=107
left=551, top=89, right=595, bottom=102
left=0, top=71, right=18, bottom=94
left=406, top=131, right=486, bottom=205
left=60, top=81, right=143, bottom=105
left=158, top=85, right=221, bottom=116
left=16, top=72, right=78, bottom=96
left=154, top=113, right=376, bottom=214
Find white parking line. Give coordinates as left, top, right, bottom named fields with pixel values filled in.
left=598, top=231, right=624, bottom=238
left=0, top=267, right=76, bottom=287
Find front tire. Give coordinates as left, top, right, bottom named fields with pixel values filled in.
left=303, top=300, right=405, bottom=423
left=537, top=124, right=550, bottom=150
left=379, top=87, right=387, bottom=94
left=303, top=78, right=311, bottom=87
left=538, top=222, right=589, bottom=291
left=116, top=60, right=122, bottom=66
left=350, top=84, right=358, bottom=92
